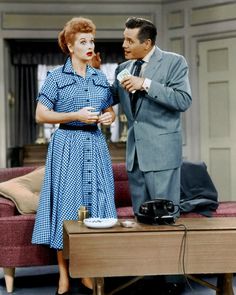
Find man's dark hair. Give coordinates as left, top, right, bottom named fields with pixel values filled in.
left=125, top=17, right=157, bottom=45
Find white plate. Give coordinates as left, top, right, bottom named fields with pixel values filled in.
left=83, top=218, right=118, bottom=229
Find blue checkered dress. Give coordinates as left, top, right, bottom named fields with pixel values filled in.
left=32, top=57, right=117, bottom=250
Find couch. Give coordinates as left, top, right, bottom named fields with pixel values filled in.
left=0, top=163, right=133, bottom=293
left=1, top=162, right=236, bottom=293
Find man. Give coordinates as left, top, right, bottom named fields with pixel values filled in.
left=112, top=17, right=192, bottom=217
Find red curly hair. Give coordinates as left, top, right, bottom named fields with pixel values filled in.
left=58, top=17, right=96, bottom=54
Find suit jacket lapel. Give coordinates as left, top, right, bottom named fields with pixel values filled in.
left=143, top=46, right=163, bottom=79
left=135, top=47, right=163, bottom=116
left=122, top=61, right=134, bottom=118
left=124, top=91, right=133, bottom=118
left=134, top=94, right=142, bottom=117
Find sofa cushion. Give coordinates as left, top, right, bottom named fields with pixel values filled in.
left=0, top=167, right=45, bottom=215
left=113, top=162, right=132, bottom=208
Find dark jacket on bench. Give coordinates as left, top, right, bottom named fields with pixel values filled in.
left=180, top=161, right=219, bottom=216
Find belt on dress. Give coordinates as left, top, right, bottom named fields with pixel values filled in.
left=59, top=124, right=98, bottom=131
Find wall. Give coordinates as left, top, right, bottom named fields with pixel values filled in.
left=161, top=0, right=236, bottom=161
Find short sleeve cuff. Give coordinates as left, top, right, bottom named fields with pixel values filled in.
left=102, top=96, right=113, bottom=110
left=37, top=94, right=54, bottom=110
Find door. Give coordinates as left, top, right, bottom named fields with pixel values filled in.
left=199, top=38, right=236, bottom=201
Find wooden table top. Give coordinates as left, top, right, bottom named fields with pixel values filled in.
left=63, top=217, right=236, bottom=235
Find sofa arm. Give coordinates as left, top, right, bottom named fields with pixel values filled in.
left=0, top=215, right=36, bottom=246
left=0, top=214, right=36, bottom=267
left=0, top=196, right=17, bottom=217
left=0, top=214, right=56, bottom=268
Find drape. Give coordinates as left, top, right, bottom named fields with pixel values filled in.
left=9, top=44, right=65, bottom=148
left=13, top=64, right=38, bottom=146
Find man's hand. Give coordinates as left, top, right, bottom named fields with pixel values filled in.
left=121, top=76, right=144, bottom=93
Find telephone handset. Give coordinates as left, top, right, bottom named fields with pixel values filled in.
left=136, top=198, right=179, bottom=225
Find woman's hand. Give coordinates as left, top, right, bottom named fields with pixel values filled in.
left=98, top=107, right=116, bottom=126
left=77, top=107, right=99, bottom=124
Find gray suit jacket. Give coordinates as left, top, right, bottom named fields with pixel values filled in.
left=112, top=46, right=192, bottom=172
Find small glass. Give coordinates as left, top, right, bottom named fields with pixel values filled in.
left=78, top=206, right=89, bottom=223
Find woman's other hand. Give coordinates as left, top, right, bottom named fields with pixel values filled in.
left=98, top=107, right=115, bottom=126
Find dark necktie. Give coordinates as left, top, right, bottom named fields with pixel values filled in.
left=131, top=60, right=144, bottom=115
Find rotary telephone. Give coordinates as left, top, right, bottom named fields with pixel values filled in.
left=136, top=198, right=179, bottom=225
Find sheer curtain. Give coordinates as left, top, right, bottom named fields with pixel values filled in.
left=37, top=65, right=60, bottom=142
left=100, top=63, right=119, bottom=142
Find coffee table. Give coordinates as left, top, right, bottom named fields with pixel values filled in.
left=63, top=217, right=236, bottom=295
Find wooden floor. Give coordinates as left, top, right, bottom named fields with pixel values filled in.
left=0, top=266, right=235, bottom=295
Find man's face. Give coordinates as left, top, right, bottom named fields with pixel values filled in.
left=122, top=28, right=147, bottom=60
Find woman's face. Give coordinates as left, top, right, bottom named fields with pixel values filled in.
left=68, top=32, right=95, bottom=62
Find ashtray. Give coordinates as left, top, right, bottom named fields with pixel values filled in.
left=120, top=220, right=137, bottom=228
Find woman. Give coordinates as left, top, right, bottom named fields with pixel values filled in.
left=32, top=17, right=117, bottom=295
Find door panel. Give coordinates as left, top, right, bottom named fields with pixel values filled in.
left=199, top=38, right=236, bottom=201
